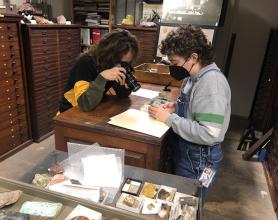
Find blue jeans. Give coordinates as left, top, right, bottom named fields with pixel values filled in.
left=174, top=139, right=223, bottom=203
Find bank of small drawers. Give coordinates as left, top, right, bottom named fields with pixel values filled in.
left=127, top=29, right=157, bottom=66
left=0, top=21, right=30, bottom=156
left=22, top=25, right=80, bottom=141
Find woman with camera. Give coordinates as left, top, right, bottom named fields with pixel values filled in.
left=58, top=29, right=139, bottom=113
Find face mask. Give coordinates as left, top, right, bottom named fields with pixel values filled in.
left=169, top=64, right=190, bottom=81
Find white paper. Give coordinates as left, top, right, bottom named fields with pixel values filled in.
left=48, top=181, right=100, bottom=202
left=108, top=109, right=169, bottom=138
left=65, top=204, right=102, bottom=220
left=82, top=154, right=122, bottom=188
left=81, top=28, right=90, bottom=45
left=131, top=88, right=160, bottom=99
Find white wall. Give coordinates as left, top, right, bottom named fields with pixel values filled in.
left=214, top=0, right=236, bottom=70
left=227, top=0, right=278, bottom=117
left=0, top=0, right=24, bottom=5
left=214, top=0, right=278, bottom=118
left=48, top=0, right=72, bottom=20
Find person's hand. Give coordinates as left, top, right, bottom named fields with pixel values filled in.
left=148, top=104, right=171, bottom=123
left=100, top=67, right=126, bottom=85
left=162, top=102, right=176, bottom=113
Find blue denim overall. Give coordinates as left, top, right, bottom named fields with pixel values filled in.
left=174, top=72, right=223, bottom=202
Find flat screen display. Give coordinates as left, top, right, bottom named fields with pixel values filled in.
left=161, top=0, right=225, bottom=26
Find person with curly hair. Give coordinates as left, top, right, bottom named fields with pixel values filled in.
left=58, top=29, right=139, bottom=113
left=148, top=25, right=231, bottom=202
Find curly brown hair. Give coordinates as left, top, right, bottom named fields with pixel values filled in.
left=160, top=25, right=214, bottom=66
left=88, top=29, right=139, bottom=71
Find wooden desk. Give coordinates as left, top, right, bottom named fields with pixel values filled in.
left=54, top=84, right=179, bottom=171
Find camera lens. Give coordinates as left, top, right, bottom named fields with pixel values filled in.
left=121, top=62, right=141, bottom=92
left=126, top=74, right=141, bottom=92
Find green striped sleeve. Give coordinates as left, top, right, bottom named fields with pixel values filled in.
left=193, top=113, right=224, bottom=124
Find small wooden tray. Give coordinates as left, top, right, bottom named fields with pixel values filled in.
left=134, top=63, right=182, bottom=87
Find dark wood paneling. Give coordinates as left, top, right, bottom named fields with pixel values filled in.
left=112, top=25, right=157, bottom=65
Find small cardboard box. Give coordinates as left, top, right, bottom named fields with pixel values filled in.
left=0, top=5, right=6, bottom=14
left=134, top=63, right=182, bottom=87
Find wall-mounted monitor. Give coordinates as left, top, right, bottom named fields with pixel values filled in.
left=161, top=0, right=227, bottom=27
left=143, top=0, right=163, bottom=4
left=156, top=24, right=216, bottom=57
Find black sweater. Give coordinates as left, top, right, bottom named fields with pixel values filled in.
left=58, top=55, right=131, bottom=113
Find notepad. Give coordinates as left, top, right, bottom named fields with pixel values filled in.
left=108, top=109, right=169, bottom=137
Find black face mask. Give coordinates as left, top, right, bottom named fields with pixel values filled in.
left=169, top=64, right=190, bottom=81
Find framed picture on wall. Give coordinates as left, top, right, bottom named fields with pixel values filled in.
left=161, top=0, right=227, bottom=27
left=155, top=23, right=216, bottom=57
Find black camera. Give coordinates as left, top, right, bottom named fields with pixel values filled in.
left=121, top=62, right=141, bottom=92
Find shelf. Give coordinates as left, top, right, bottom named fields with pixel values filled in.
left=113, top=24, right=157, bottom=32
left=72, top=0, right=111, bottom=26
left=81, top=25, right=109, bottom=29
left=81, top=43, right=91, bottom=47
left=73, top=8, right=109, bottom=13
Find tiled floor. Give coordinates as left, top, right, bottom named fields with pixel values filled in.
left=0, top=116, right=276, bottom=219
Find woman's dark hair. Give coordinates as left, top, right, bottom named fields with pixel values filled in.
left=160, top=25, right=214, bottom=66
left=87, top=29, right=139, bottom=71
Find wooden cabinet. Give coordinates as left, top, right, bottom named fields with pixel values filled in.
left=72, top=0, right=110, bottom=25
left=54, top=83, right=180, bottom=171
left=250, top=29, right=278, bottom=133
left=113, top=25, right=157, bottom=66
left=265, top=110, right=278, bottom=217
left=0, top=14, right=32, bottom=159
left=22, top=24, right=81, bottom=142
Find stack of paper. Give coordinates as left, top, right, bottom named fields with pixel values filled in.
left=131, top=88, right=160, bottom=99
left=48, top=180, right=100, bottom=202
left=108, top=109, right=169, bottom=138
left=82, top=154, right=122, bottom=188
